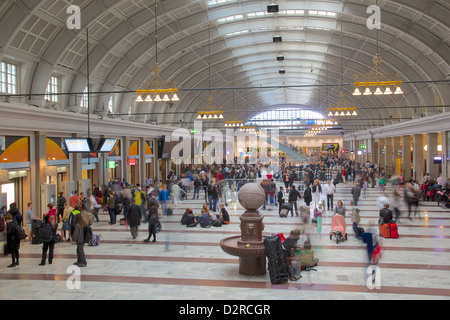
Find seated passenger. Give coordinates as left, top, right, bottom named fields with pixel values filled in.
left=218, top=203, right=230, bottom=225
left=198, top=208, right=213, bottom=228
left=181, top=208, right=196, bottom=226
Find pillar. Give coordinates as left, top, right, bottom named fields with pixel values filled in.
left=385, top=137, right=393, bottom=176
left=378, top=138, right=385, bottom=169
left=442, top=131, right=448, bottom=180
left=413, top=134, right=424, bottom=182
left=139, top=137, right=146, bottom=187
left=402, top=135, right=412, bottom=182
left=393, top=136, right=401, bottom=175
left=121, top=136, right=130, bottom=183
left=153, top=138, right=161, bottom=185
left=426, top=132, right=439, bottom=179
left=30, top=131, right=47, bottom=218
left=69, top=133, right=82, bottom=183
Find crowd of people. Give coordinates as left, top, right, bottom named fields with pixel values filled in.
left=1, top=155, right=449, bottom=273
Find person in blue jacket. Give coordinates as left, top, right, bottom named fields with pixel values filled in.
left=158, top=184, right=170, bottom=218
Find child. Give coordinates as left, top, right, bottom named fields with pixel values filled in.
left=350, top=201, right=361, bottom=239
left=313, top=203, right=325, bottom=238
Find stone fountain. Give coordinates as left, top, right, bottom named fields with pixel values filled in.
left=220, top=183, right=266, bottom=276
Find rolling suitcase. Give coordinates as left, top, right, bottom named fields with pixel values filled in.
left=264, top=235, right=289, bottom=284
left=279, top=203, right=292, bottom=218
left=389, top=222, right=399, bottom=239
left=379, top=223, right=390, bottom=238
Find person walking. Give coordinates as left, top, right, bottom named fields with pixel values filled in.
left=72, top=213, right=87, bottom=267
left=56, top=192, right=66, bottom=223
left=158, top=184, right=170, bottom=218
left=351, top=183, right=362, bottom=206
left=107, top=190, right=117, bottom=225
left=288, top=185, right=302, bottom=217
left=311, top=179, right=322, bottom=208
left=277, top=186, right=285, bottom=215
left=313, top=202, right=325, bottom=238
left=323, top=180, right=336, bottom=211
left=5, top=214, right=23, bottom=268
left=127, top=200, right=141, bottom=240
left=39, top=215, right=58, bottom=265
left=303, top=184, right=312, bottom=206
left=144, top=202, right=159, bottom=242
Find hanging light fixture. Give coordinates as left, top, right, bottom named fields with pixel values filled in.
left=384, top=86, right=393, bottom=95
left=327, top=92, right=358, bottom=117
left=394, top=85, right=404, bottom=95
left=145, top=94, right=152, bottom=102
left=374, top=86, right=383, bottom=95
left=352, top=87, right=362, bottom=96
left=363, top=87, right=372, bottom=95
left=352, top=2, right=403, bottom=98
left=196, top=23, right=224, bottom=121
left=135, top=1, right=179, bottom=103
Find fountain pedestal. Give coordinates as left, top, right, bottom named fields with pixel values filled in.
left=220, top=183, right=267, bottom=276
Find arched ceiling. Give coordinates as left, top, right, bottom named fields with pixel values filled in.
left=0, top=0, right=449, bottom=134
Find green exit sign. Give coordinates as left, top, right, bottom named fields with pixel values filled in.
left=360, top=145, right=366, bottom=150
left=108, top=160, right=116, bottom=169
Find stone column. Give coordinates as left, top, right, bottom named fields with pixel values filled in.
left=426, top=132, right=439, bottom=179
left=30, top=132, right=47, bottom=218
left=378, top=138, right=385, bottom=169
left=121, top=136, right=130, bottom=183
left=385, top=137, right=393, bottom=176
left=413, top=134, right=424, bottom=182
left=402, top=135, right=412, bottom=182
left=393, top=136, right=401, bottom=175
left=139, top=137, right=146, bottom=186
left=153, top=138, right=161, bottom=184
left=441, top=131, right=448, bottom=180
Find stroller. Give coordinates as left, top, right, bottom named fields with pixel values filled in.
left=330, top=214, right=347, bottom=244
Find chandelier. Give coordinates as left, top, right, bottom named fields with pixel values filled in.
left=136, top=63, right=179, bottom=102
left=352, top=54, right=403, bottom=96
left=135, top=1, right=179, bottom=103
left=305, top=120, right=339, bottom=137
left=196, top=96, right=224, bottom=120
left=327, top=92, right=358, bottom=116
left=224, top=120, right=244, bottom=127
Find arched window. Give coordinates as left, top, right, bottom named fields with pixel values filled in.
left=246, top=107, right=324, bottom=129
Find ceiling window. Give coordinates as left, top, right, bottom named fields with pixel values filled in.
left=0, top=61, right=18, bottom=94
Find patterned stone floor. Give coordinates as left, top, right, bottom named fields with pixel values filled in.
left=1, top=180, right=450, bottom=301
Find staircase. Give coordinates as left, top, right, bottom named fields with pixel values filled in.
left=260, top=137, right=308, bottom=162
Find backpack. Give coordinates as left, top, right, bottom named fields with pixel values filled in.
left=39, top=223, right=53, bottom=243
left=16, top=225, right=28, bottom=241
left=0, top=216, right=5, bottom=232
left=83, top=225, right=93, bottom=244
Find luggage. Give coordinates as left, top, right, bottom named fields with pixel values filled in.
left=279, top=208, right=289, bottom=218
left=88, top=233, right=102, bottom=246
left=264, top=235, right=289, bottom=284
left=389, top=222, right=399, bottom=239
left=279, top=203, right=292, bottom=218
left=357, top=227, right=365, bottom=236
left=119, top=218, right=127, bottom=226
left=379, top=223, right=390, bottom=238
left=166, top=207, right=173, bottom=216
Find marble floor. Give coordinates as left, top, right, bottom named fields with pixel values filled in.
left=1, top=181, right=449, bottom=300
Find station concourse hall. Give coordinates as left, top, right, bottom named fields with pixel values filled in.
left=0, top=0, right=450, bottom=304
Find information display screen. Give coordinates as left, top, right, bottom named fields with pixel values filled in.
left=64, top=138, right=93, bottom=153
left=98, top=138, right=118, bottom=153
